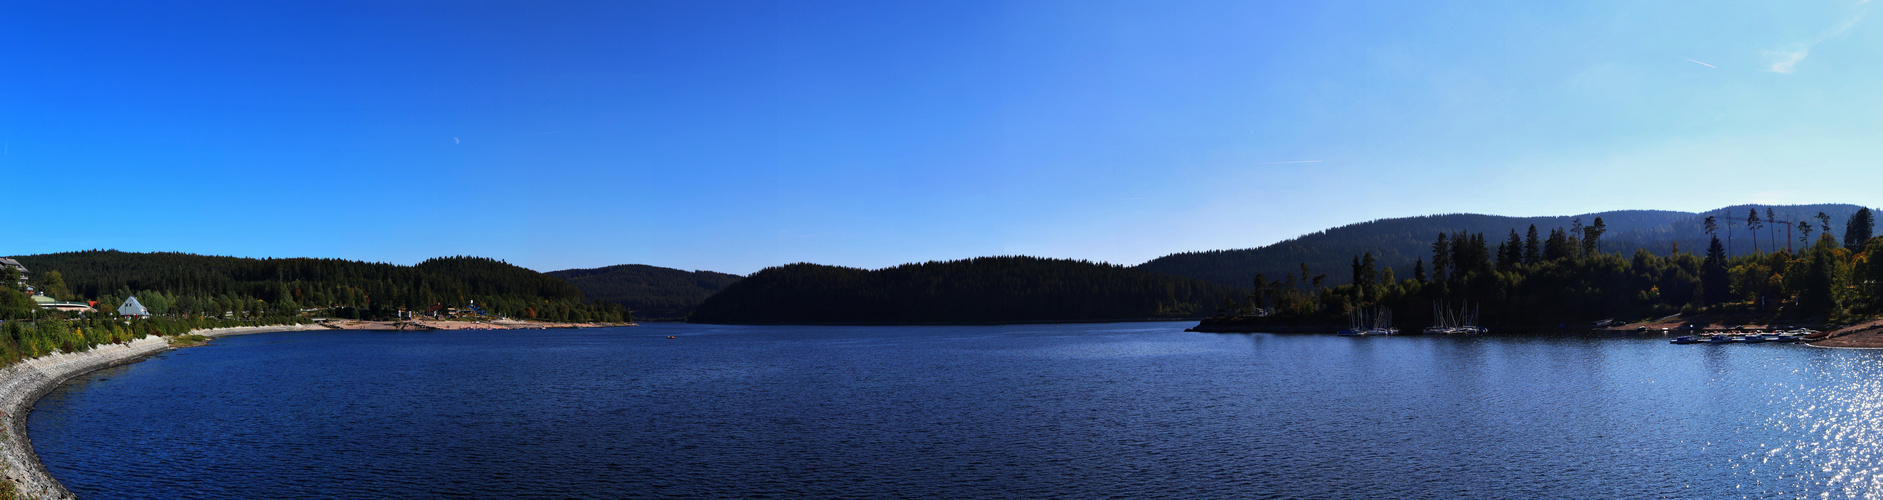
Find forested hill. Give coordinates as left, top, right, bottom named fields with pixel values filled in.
left=1137, top=204, right=1874, bottom=288
left=688, top=256, right=1241, bottom=324
left=8, top=250, right=626, bottom=322
left=546, top=264, right=741, bottom=321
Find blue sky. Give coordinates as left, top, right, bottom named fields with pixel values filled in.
left=4, top=0, right=1880, bottom=275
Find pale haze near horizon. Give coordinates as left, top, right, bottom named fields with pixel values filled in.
left=3, top=0, right=1879, bottom=275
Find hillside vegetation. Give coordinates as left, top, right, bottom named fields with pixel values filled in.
left=1139, top=204, right=1874, bottom=288
left=689, top=256, right=1239, bottom=324
left=5, top=250, right=626, bottom=322
left=547, top=264, right=741, bottom=321
left=1206, top=207, right=1882, bottom=329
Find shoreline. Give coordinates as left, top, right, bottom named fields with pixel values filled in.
left=0, top=324, right=332, bottom=499
left=0, top=319, right=635, bottom=499
left=0, top=317, right=632, bottom=496
left=318, top=319, right=633, bottom=331
left=686, top=317, right=1208, bottom=327
left=1802, top=318, right=1883, bottom=348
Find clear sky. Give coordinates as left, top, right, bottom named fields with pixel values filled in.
left=4, top=0, right=1880, bottom=275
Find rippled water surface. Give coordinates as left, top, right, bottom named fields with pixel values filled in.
left=29, top=323, right=1883, bottom=498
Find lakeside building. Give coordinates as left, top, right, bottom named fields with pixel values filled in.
left=425, top=303, right=488, bottom=319
left=118, top=297, right=150, bottom=318
left=0, top=258, right=25, bottom=287
left=31, top=293, right=96, bottom=313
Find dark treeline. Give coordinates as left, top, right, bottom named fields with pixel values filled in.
left=1221, top=208, right=1883, bottom=328
left=547, top=264, right=742, bottom=321
left=689, top=256, right=1241, bottom=324
left=1141, top=203, right=1875, bottom=289
left=5, top=250, right=627, bottom=322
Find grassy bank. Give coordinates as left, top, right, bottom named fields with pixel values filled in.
left=0, top=316, right=309, bottom=366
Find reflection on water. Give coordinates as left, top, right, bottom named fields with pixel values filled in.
left=1752, top=353, right=1883, bottom=499
left=26, top=324, right=1883, bottom=499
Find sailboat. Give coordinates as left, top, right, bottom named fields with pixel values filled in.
left=1427, top=301, right=1488, bottom=334
left=1338, top=305, right=1398, bottom=335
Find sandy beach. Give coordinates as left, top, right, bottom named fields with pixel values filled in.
left=1804, top=318, right=1883, bottom=348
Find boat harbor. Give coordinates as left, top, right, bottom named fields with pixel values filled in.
left=1668, top=329, right=1816, bottom=344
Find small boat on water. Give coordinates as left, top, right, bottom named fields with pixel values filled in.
left=1738, top=334, right=1766, bottom=343
left=1340, top=306, right=1395, bottom=336
left=1670, top=336, right=1699, bottom=344
left=1704, top=335, right=1734, bottom=344
left=1429, top=301, right=1487, bottom=335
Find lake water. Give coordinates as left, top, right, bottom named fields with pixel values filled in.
left=28, top=323, right=1883, bottom=499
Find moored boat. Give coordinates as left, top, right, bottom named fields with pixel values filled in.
left=1342, top=305, right=1394, bottom=336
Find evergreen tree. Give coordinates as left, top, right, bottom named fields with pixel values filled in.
left=1351, top=255, right=1363, bottom=287
left=1845, top=208, right=1874, bottom=252
left=1431, top=233, right=1451, bottom=282
left=1523, top=225, right=1541, bottom=265
left=1413, top=258, right=1427, bottom=283
left=1499, top=230, right=1522, bottom=270
left=1454, top=233, right=1491, bottom=275
left=1252, top=273, right=1269, bottom=308
left=1450, top=232, right=1468, bottom=276
left=1544, top=228, right=1572, bottom=261
left=1582, top=217, right=1607, bottom=255
left=1702, top=236, right=1730, bottom=306
left=1568, top=218, right=1584, bottom=256
left=1361, top=253, right=1378, bottom=287
left=1795, top=234, right=1839, bottom=315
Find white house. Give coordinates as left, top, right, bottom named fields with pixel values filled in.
left=119, top=296, right=151, bottom=318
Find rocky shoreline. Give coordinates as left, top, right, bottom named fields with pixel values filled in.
left=0, top=324, right=332, bottom=499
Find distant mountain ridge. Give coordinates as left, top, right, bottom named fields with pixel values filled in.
left=689, top=256, right=1239, bottom=324
left=1136, top=204, right=1875, bottom=288
left=546, top=264, right=742, bottom=321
